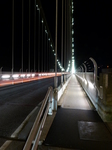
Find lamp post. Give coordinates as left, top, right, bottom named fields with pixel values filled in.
left=53, top=0, right=58, bottom=111
left=12, top=0, right=14, bottom=76
left=36, top=4, right=40, bottom=72
left=29, top=0, right=31, bottom=72
left=34, top=0, right=36, bottom=72
left=22, top=0, right=24, bottom=72
left=54, top=0, right=58, bottom=88
left=61, top=0, right=64, bottom=84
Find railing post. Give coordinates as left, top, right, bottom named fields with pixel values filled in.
left=53, top=88, right=58, bottom=111
left=48, top=87, right=53, bottom=115
left=64, top=74, right=67, bottom=82
left=61, top=74, right=63, bottom=84
left=89, top=57, right=100, bottom=96
left=83, top=63, right=87, bottom=81
left=80, top=65, right=84, bottom=72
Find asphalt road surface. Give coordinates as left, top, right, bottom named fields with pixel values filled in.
left=0, top=76, right=61, bottom=149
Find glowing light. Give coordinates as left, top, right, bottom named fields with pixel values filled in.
left=72, top=60, right=75, bottom=74
left=72, top=38, right=74, bottom=42
left=36, top=5, right=40, bottom=10
left=72, top=44, right=74, bottom=47
left=84, top=79, right=87, bottom=85
left=88, top=81, right=94, bottom=89
left=12, top=74, right=19, bottom=78
left=21, top=74, right=25, bottom=77
left=2, top=75, right=10, bottom=79
left=32, top=74, right=35, bottom=77
left=45, top=30, right=47, bottom=33
left=72, top=9, right=74, bottom=14
left=27, top=74, right=30, bottom=77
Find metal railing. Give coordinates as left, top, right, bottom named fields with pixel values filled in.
left=57, top=75, right=71, bottom=101
left=75, top=57, right=101, bottom=110
left=23, top=86, right=53, bottom=150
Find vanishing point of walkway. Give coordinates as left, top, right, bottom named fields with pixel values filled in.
left=38, top=75, right=112, bottom=150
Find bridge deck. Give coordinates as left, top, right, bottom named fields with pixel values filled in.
left=38, top=75, right=112, bottom=150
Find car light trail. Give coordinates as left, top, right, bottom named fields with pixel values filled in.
left=0, top=73, right=64, bottom=87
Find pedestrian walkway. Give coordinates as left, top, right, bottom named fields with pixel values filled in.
left=38, top=75, right=112, bottom=150
left=60, top=75, right=93, bottom=110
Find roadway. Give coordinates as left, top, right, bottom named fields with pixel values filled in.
left=0, top=76, right=61, bottom=149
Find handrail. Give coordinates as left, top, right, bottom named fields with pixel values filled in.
left=76, top=57, right=100, bottom=97
left=23, top=86, right=53, bottom=150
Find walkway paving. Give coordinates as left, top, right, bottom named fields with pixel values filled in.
left=60, top=75, right=93, bottom=110
left=38, top=75, right=112, bottom=150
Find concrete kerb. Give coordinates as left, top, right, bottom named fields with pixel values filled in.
left=57, top=75, right=72, bottom=106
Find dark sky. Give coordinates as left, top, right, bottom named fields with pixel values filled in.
left=41, top=0, right=112, bottom=69
left=0, top=0, right=112, bottom=71
left=75, top=0, right=112, bottom=68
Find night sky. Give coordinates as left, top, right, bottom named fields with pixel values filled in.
left=41, top=0, right=112, bottom=69
left=0, top=0, right=112, bottom=71
left=75, top=0, right=112, bottom=68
